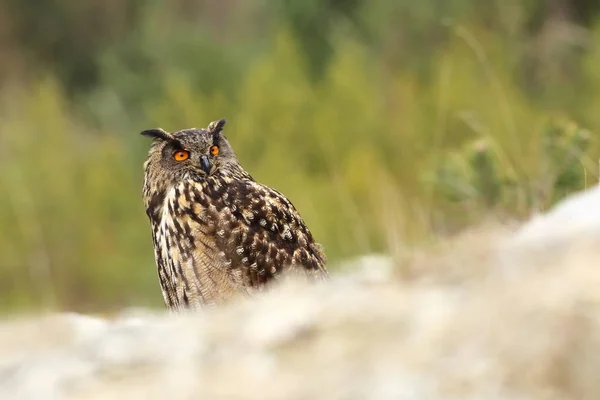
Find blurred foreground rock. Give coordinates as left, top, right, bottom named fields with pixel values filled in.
left=2, top=186, right=600, bottom=400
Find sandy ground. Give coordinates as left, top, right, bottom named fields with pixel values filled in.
left=2, top=186, right=600, bottom=400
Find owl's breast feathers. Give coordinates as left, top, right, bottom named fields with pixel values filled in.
left=150, top=174, right=328, bottom=309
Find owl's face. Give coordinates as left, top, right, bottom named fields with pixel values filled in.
left=141, top=119, right=240, bottom=189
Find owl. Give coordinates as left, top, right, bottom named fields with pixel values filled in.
left=141, top=118, right=328, bottom=311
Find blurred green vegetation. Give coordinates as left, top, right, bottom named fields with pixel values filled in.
left=1, top=0, right=600, bottom=312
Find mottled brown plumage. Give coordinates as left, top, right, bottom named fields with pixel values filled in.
left=141, top=119, right=328, bottom=311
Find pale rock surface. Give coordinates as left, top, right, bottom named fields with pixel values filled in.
left=1, top=187, right=600, bottom=400
left=514, top=184, right=600, bottom=245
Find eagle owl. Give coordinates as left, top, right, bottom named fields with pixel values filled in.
left=141, top=118, right=328, bottom=310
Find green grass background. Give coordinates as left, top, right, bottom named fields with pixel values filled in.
left=1, top=0, right=599, bottom=312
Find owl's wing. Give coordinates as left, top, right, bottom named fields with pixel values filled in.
left=202, top=178, right=328, bottom=290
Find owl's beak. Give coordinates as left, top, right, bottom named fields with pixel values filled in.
left=200, top=155, right=211, bottom=174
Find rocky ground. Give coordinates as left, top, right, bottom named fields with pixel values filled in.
left=2, top=186, right=600, bottom=400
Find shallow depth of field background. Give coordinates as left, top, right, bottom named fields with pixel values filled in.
left=0, top=0, right=599, bottom=312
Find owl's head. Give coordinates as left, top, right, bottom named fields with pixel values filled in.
left=141, top=119, right=244, bottom=187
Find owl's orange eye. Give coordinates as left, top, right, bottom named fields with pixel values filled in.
left=209, top=145, right=219, bottom=156
left=173, top=150, right=189, bottom=161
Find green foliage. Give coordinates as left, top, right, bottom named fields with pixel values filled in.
left=2, top=1, right=600, bottom=312
left=0, top=79, right=159, bottom=312
left=427, top=118, right=596, bottom=219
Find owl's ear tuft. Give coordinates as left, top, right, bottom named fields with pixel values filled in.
left=207, top=118, right=226, bottom=143
left=207, top=118, right=226, bottom=133
left=140, top=128, right=173, bottom=142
